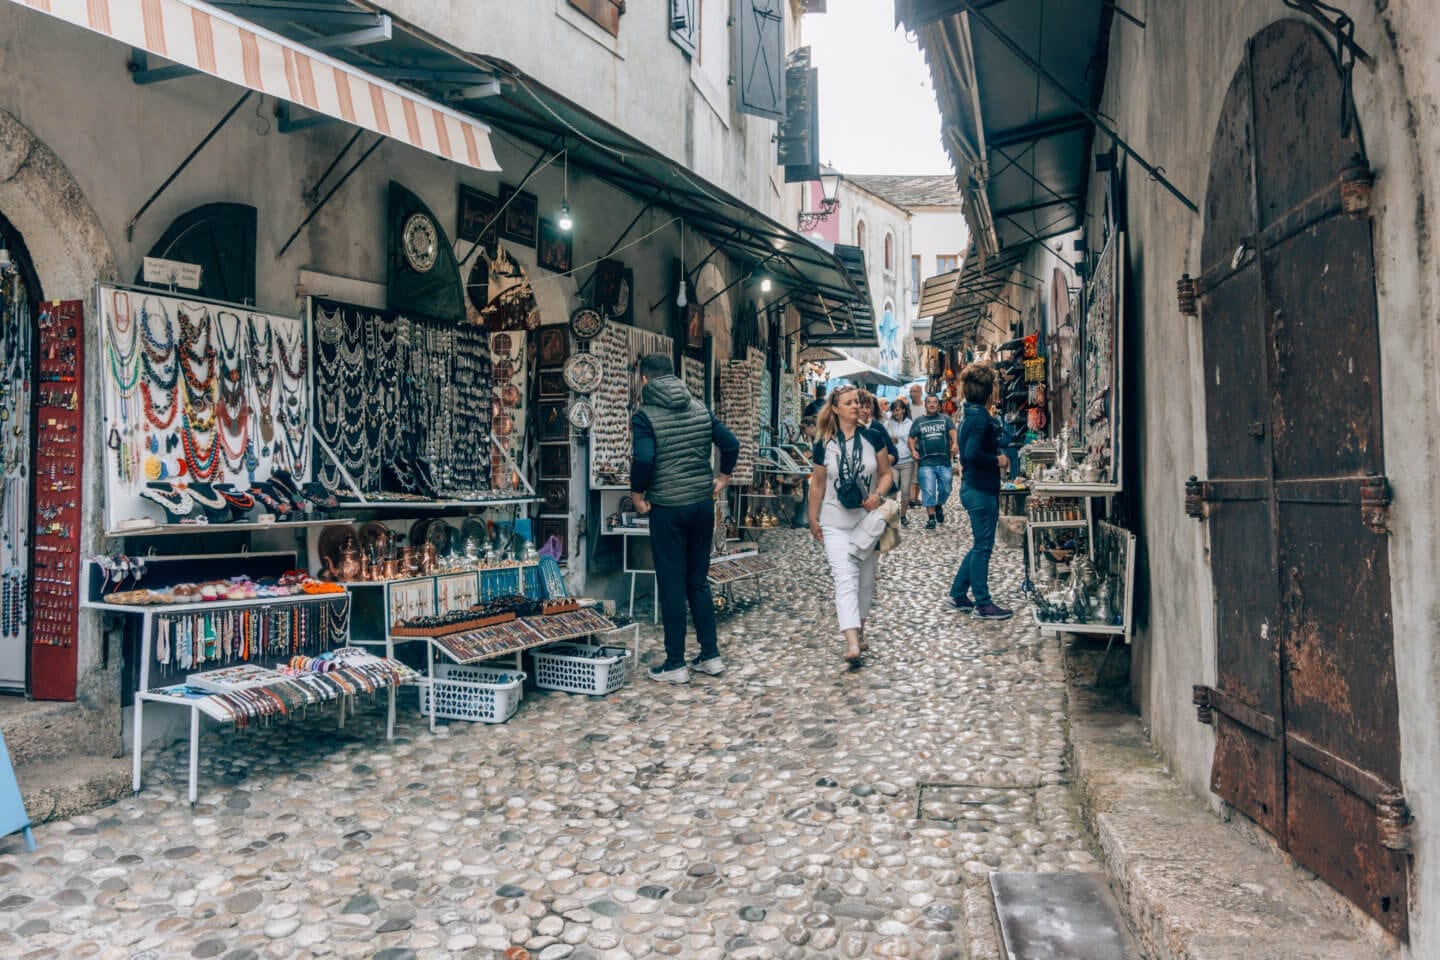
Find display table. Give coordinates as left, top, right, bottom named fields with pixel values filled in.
left=80, top=550, right=416, bottom=805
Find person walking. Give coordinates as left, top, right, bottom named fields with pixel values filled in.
left=908, top=394, right=957, bottom=530
left=803, top=384, right=827, bottom=419
left=856, top=390, right=898, bottom=464
left=630, top=354, right=742, bottom=683
left=885, top=398, right=916, bottom=526
left=808, top=385, right=893, bottom=666
left=905, top=383, right=926, bottom=505
left=949, top=363, right=1014, bottom=620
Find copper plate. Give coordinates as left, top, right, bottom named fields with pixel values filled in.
left=502, top=383, right=522, bottom=408
left=492, top=333, right=512, bottom=355
left=494, top=413, right=514, bottom=437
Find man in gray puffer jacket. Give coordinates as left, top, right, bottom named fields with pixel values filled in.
left=630, top=354, right=740, bottom=684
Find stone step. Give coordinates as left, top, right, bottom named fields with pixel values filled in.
left=991, top=871, right=1141, bottom=959
left=0, top=697, right=117, bottom=769
left=1065, top=659, right=1399, bottom=960
left=12, top=754, right=130, bottom=827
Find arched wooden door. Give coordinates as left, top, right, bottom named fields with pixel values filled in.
left=1191, top=19, right=1408, bottom=938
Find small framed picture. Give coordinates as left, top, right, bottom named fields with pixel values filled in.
left=540, top=481, right=569, bottom=513
left=685, top=303, right=703, bottom=351
left=538, top=369, right=567, bottom=398
left=457, top=186, right=499, bottom=256
left=539, top=442, right=571, bottom=479
left=498, top=184, right=539, bottom=247
left=537, top=218, right=573, bottom=274
left=534, top=517, right=568, bottom=561
left=592, top=259, right=625, bottom=311
left=538, top=327, right=569, bottom=367
left=539, top=401, right=568, bottom=441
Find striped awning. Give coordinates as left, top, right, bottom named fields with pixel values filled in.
left=8, top=0, right=500, bottom=171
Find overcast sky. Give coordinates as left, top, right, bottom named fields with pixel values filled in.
left=803, top=1, right=953, bottom=176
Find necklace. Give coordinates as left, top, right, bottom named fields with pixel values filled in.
left=140, top=484, right=194, bottom=514
left=248, top=316, right=276, bottom=449
left=315, top=304, right=346, bottom=345
left=141, top=379, right=179, bottom=431
left=185, top=483, right=227, bottom=509
left=181, top=406, right=220, bottom=480
left=106, top=291, right=140, bottom=396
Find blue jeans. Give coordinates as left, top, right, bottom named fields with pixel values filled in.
left=918, top=463, right=953, bottom=508
left=950, top=486, right=999, bottom=604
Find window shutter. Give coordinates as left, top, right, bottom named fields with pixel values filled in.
left=778, top=46, right=819, bottom=183
left=568, top=0, right=624, bottom=37
left=670, top=0, right=698, bottom=55
left=736, top=0, right=786, bottom=121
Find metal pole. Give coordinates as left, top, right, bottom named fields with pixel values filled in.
left=957, top=1, right=1198, bottom=213
left=126, top=91, right=252, bottom=240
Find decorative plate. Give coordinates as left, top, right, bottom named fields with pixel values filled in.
left=426, top=520, right=454, bottom=557
left=494, top=358, right=515, bottom=383
left=494, top=413, right=514, bottom=438
left=490, top=396, right=503, bottom=419
left=563, top=353, right=604, bottom=394
left=460, top=518, right=488, bottom=557
left=359, top=521, right=391, bottom=556
left=492, top=333, right=512, bottom=355
left=501, top=383, right=522, bottom=408
left=567, top=399, right=594, bottom=430
left=401, top=213, right=438, bottom=273
left=569, top=307, right=605, bottom=341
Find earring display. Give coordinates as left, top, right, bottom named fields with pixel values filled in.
left=97, top=285, right=310, bottom=531
left=683, top=355, right=706, bottom=404
left=587, top=325, right=673, bottom=488
left=717, top=350, right=764, bottom=486
left=30, top=299, right=85, bottom=653
left=311, top=299, right=495, bottom=498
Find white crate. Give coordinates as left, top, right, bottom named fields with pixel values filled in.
left=530, top=644, right=632, bottom=695
left=418, top=664, right=525, bottom=723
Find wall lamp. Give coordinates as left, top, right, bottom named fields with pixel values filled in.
left=797, top=166, right=842, bottom=231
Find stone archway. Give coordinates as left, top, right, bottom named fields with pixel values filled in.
left=0, top=110, right=117, bottom=295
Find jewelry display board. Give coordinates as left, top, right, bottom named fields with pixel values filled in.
left=683, top=355, right=707, bottom=404
left=98, top=285, right=311, bottom=532
left=30, top=300, right=84, bottom=698
left=1080, top=231, right=1123, bottom=490
left=310, top=299, right=494, bottom=496
left=588, top=325, right=674, bottom=488
left=778, top=366, right=801, bottom=440
left=717, top=351, right=764, bottom=486
left=0, top=267, right=32, bottom=689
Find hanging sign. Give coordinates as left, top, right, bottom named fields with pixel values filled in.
left=142, top=257, right=203, bottom=290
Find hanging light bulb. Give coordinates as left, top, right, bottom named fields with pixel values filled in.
left=675, top=220, right=687, bottom=306
left=556, top=147, right=574, bottom=231
left=558, top=202, right=573, bottom=232
left=760, top=275, right=773, bottom=293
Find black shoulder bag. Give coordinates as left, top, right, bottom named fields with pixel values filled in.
left=833, top=431, right=868, bottom=510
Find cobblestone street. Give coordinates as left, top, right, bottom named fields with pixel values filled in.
left=0, top=523, right=1097, bottom=960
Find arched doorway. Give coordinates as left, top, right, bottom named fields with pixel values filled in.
left=1193, top=20, right=1407, bottom=937
left=0, top=213, right=37, bottom=694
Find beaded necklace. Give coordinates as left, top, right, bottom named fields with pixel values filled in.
left=276, top=329, right=308, bottom=474
left=248, top=316, right=277, bottom=450
left=106, top=291, right=140, bottom=395
left=178, top=304, right=217, bottom=399
left=181, top=405, right=220, bottom=480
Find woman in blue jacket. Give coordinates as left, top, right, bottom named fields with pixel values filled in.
left=949, top=363, right=1013, bottom=620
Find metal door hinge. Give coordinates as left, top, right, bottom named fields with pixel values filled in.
left=1376, top=790, right=1413, bottom=852
left=1360, top=474, right=1390, bottom=534
left=1192, top=684, right=1215, bottom=724
left=1185, top=476, right=1213, bottom=520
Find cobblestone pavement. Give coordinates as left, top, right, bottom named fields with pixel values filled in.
left=0, top=520, right=1099, bottom=960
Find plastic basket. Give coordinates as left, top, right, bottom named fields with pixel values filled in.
left=530, top=644, right=632, bottom=695
left=418, top=664, right=525, bottom=723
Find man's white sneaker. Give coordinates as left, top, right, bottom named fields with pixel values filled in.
left=689, top=655, right=725, bottom=676
left=648, top=663, right=691, bottom=684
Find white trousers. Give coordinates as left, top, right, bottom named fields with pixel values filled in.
left=822, top=525, right=878, bottom=632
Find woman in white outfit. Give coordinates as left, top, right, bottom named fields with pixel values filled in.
left=885, top=398, right=916, bottom=527
left=808, top=385, right=894, bottom=666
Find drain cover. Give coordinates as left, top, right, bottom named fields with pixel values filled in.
left=990, top=872, right=1139, bottom=960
